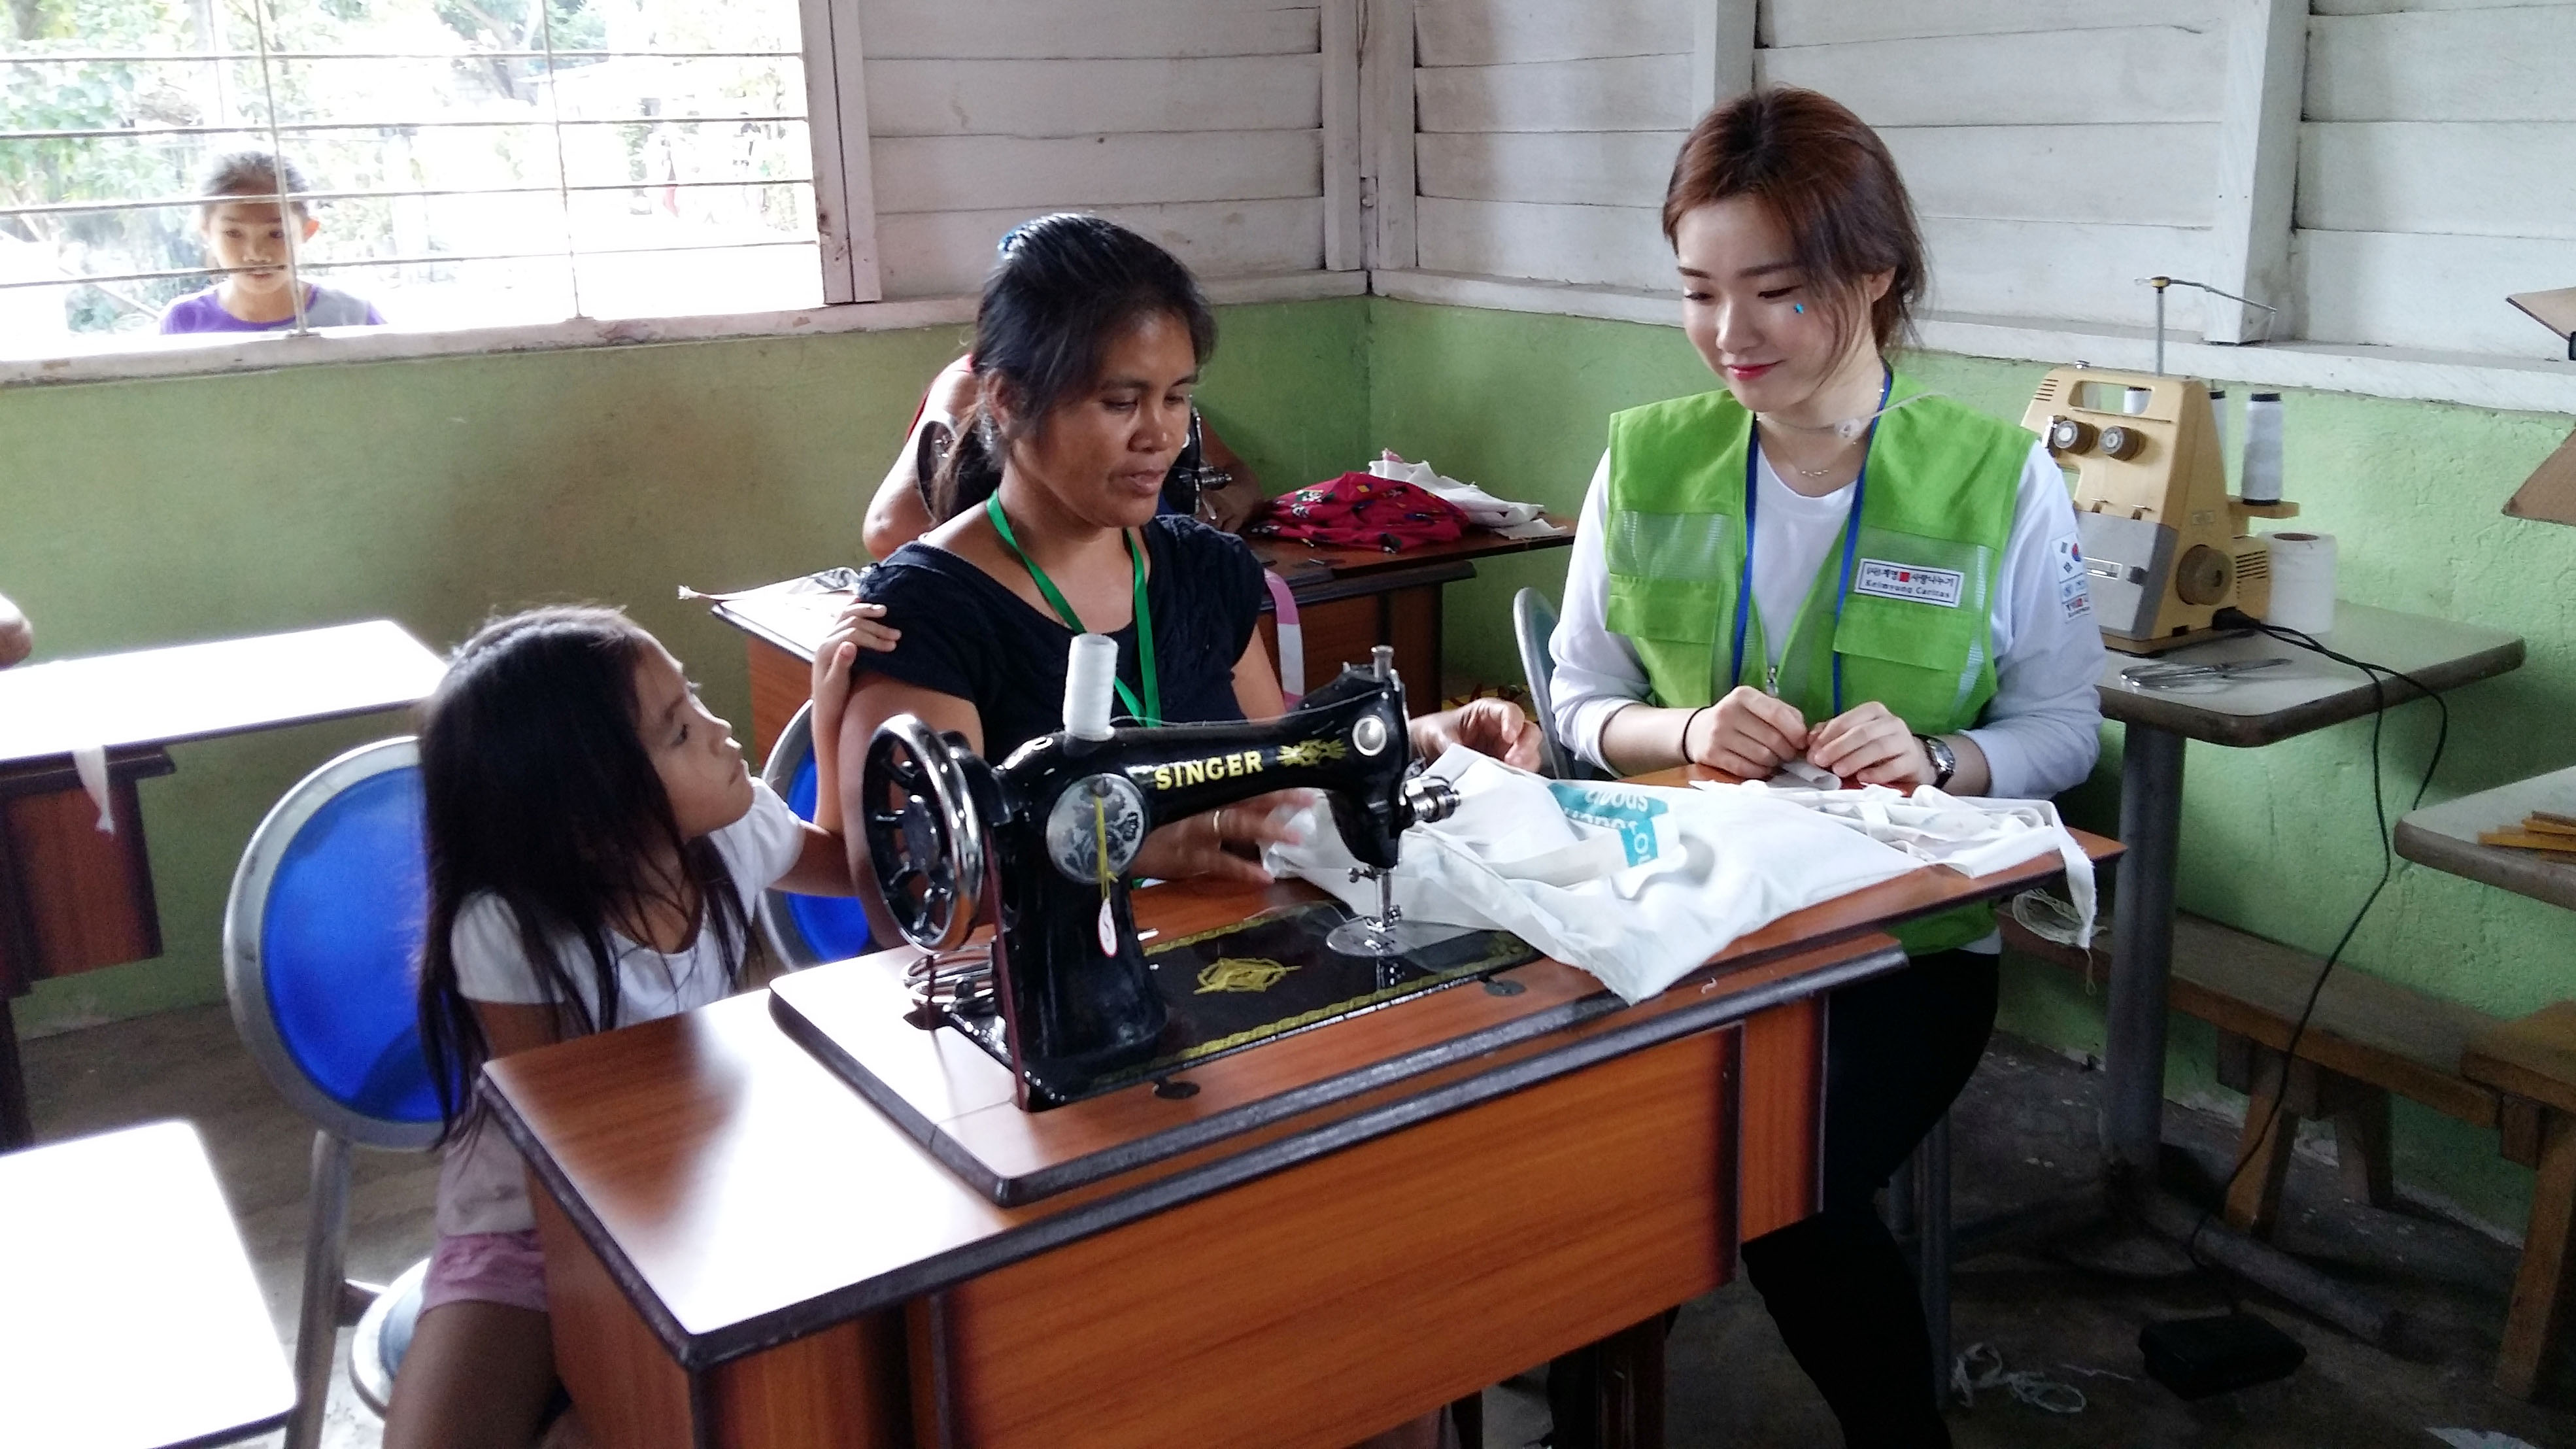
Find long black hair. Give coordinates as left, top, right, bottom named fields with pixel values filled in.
left=926, top=213, right=1219, bottom=521
left=415, top=605, right=752, bottom=1144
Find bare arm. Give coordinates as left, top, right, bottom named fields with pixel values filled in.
left=0, top=591, right=27, bottom=668
left=470, top=1000, right=564, bottom=1059
left=862, top=358, right=978, bottom=560
left=1195, top=420, right=1265, bottom=532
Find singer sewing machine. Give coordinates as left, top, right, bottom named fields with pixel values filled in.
left=2024, top=366, right=2298, bottom=655
left=839, top=647, right=1531, bottom=1119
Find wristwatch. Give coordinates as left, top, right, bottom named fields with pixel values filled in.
left=1914, top=733, right=1956, bottom=790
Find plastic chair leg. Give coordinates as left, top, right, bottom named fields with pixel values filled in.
left=286, top=1129, right=354, bottom=1449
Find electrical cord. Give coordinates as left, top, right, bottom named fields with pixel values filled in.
left=2180, top=610, right=2451, bottom=1302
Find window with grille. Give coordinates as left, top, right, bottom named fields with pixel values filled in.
left=1, top=0, right=848, bottom=343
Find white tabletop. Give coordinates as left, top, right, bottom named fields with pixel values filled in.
left=0, top=619, right=445, bottom=766
left=0, top=1121, right=294, bottom=1448
left=2397, top=766, right=2576, bottom=913
left=2094, top=602, right=2523, bottom=747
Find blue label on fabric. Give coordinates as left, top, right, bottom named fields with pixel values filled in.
left=1546, top=783, right=1669, bottom=866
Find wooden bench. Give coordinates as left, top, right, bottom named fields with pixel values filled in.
left=2003, top=910, right=2505, bottom=1236
left=2462, top=1001, right=2576, bottom=1398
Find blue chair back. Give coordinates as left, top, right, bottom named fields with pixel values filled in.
left=760, top=702, right=873, bottom=968
left=225, top=738, right=444, bottom=1150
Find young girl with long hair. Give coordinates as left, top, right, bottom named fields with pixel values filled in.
left=384, top=600, right=887, bottom=1449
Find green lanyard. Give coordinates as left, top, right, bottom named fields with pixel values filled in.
left=985, top=492, right=1162, bottom=726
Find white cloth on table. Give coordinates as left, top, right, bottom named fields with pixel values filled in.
left=1366, top=453, right=1557, bottom=537
left=1266, top=747, right=1923, bottom=1003
left=1695, top=777, right=2097, bottom=949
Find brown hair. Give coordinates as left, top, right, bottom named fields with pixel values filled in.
left=1662, top=87, right=1924, bottom=355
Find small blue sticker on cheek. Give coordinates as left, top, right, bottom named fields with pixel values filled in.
left=1793, top=303, right=1805, bottom=314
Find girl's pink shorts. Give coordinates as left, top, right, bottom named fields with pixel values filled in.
left=420, top=1229, right=549, bottom=1316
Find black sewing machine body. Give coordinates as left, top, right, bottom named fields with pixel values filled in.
left=862, top=656, right=1455, bottom=1107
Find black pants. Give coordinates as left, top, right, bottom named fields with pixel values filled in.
left=1738, top=947, right=2000, bottom=1449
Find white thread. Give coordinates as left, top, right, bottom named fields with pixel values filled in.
left=1063, top=633, right=1118, bottom=740
left=2263, top=531, right=2336, bottom=634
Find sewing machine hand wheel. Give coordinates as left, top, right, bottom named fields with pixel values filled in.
left=862, top=714, right=990, bottom=953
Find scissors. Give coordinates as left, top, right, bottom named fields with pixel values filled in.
left=2120, top=656, right=2291, bottom=689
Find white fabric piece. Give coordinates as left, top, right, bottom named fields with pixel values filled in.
left=1368, top=452, right=1547, bottom=530
left=1266, top=747, right=1922, bottom=1003
left=1548, top=440, right=2107, bottom=800
left=1701, top=777, right=2096, bottom=947
left=71, top=742, right=112, bottom=834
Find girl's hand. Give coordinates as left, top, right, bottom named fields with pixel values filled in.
left=1806, top=702, right=1931, bottom=787
left=1410, top=700, right=1543, bottom=772
left=1128, top=790, right=1313, bottom=886
left=809, top=600, right=897, bottom=727
left=1687, top=686, right=1810, bottom=777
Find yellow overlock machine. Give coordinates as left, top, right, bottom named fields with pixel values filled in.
left=2022, top=366, right=2299, bottom=655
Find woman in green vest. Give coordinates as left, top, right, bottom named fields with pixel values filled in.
left=1548, top=89, right=2106, bottom=1446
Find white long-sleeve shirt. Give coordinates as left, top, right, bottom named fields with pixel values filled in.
left=1549, top=439, right=2105, bottom=801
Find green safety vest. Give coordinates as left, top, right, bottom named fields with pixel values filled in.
left=1603, top=375, right=2029, bottom=955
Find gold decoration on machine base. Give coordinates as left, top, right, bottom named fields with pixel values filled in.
left=1195, top=957, right=1298, bottom=994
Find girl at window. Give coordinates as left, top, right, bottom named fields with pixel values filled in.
left=385, top=602, right=881, bottom=1449
left=1546, top=88, right=2104, bottom=1446
left=158, top=152, right=386, bottom=334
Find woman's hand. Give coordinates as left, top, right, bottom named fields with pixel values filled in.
left=1685, top=686, right=1810, bottom=777
left=1806, top=702, right=1931, bottom=787
left=1410, top=699, right=1543, bottom=771
left=1127, top=789, right=1314, bottom=885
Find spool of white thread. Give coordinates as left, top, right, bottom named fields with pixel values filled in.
left=1063, top=632, right=1118, bottom=740
left=2241, top=392, right=2284, bottom=503
left=2263, top=532, right=2336, bottom=635
left=2122, top=386, right=2152, bottom=416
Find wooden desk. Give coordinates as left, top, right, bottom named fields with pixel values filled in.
left=0, top=621, right=448, bottom=1148
left=0, top=1120, right=294, bottom=1448
left=486, top=778, right=2116, bottom=1449
left=712, top=523, right=1576, bottom=760
left=2089, top=602, right=2523, bottom=1182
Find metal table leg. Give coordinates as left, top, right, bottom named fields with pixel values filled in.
left=2107, top=723, right=2187, bottom=1182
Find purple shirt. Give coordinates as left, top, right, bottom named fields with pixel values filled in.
left=158, top=285, right=385, bottom=333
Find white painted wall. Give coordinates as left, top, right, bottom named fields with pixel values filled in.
left=855, top=0, right=1347, bottom=298
left=2295, top=1, right=2576, bottom=355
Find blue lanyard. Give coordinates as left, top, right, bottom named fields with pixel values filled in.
left=1729, top=369, right=1895, bottom=716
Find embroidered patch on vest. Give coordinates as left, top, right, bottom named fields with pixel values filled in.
left=1854, top=558, right=1965, bottom=608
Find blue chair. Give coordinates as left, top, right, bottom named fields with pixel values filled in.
left=758, top=701, right=873, bottom=968
left=224, top=738, right=440, bottom=1449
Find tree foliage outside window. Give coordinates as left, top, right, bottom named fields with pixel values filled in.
left=1, top=0, right=818, bottom=341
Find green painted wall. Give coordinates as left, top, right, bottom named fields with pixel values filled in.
left=0, top=297, right=1369, bottom=1035
left=1363, top=297, right=2576, bottom=1231
left=10, top=290, right=2572, bottom=1231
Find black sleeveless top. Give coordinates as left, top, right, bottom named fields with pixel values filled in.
left=856, top=515, right=1266, bottom=760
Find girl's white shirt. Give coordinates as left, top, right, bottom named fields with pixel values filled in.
left=434, top=780, right=804, bottom=1238
left=1549, top=438, right=2106, bottom=804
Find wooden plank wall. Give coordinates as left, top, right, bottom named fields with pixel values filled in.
left=1759, top=0, right=2229, bottom=333
left=1412, top=0, right=1699, bottom=292
left=856, top=0, right=1349, bottom=299
left=2295, top=0, right=2576, bottom=354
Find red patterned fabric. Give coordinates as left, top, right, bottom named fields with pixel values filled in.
left=1251, top=472, right=1469, bottom=552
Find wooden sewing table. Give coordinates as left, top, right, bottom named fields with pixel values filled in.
left=486, top=772, right=2116, bottom=1449
left=713, top=522, right=1575, bottom=760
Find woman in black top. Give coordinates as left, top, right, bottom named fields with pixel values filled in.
left=841, top=213, right=1536, bottom=910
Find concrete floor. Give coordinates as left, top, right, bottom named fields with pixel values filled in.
left=20, top=1000, right=2576, bottom=1448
